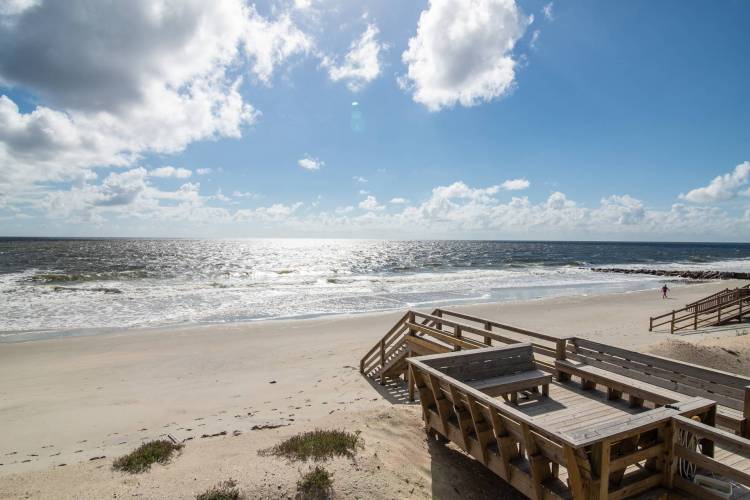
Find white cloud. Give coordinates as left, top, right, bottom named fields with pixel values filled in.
left=680, top=161, right=750, bottom=203
left=358, top=189, right=369, bottom=195
left=501, top=178, right=530, bottom=190
left=298, top=156, right=324, bottom=171
left=232, top=190, right=259, bottom=199
left=0, top=0, right=312, bottom=195
left=359, top=195, right=384, bottom=211
left=400, top=0, right=530, bottom=111
left=323, top=24, right=385, bottom=91
left=196, top=168, right=213, bottom=176
left=150, top=166, right=192, bottom=179
left=390, top=197, right=408, bottom=204
left=242, top=5, right=312, bottom=84
left=353, top=176, right=368, bottom=183
left=542, top=2, right=554, bottom=21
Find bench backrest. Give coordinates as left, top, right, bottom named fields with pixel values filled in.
left=569, top=338, right=750, bottom=411
left=420, top=343, right=535, bottom=382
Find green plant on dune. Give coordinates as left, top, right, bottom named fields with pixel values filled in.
left=112, top=439, right=183, bottom=474
left=196, top=479, right=242, bottom=500
left=296, top=466, right=333, bottom=500
left=259, top=429, right=361, bottom=462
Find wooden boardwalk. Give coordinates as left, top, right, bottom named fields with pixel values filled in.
left=361, top=309, right=750, bottom=499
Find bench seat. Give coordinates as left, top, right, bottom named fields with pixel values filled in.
left=556, top=359, right=745, bottom=432
left=467, top=369, right=552, bottom=398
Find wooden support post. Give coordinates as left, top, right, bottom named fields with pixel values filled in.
left=694, top=309, right=698, bottom=330
left=379, top=339, right=386, bottom=385
left=606, top=388, right=622, bottom=401
left=454, top=325, right=462, bottom=351
left=488, top=407, right=513, bottom=480
left=629, top=395, right=644, bottom=408
left=581, top=379, right=596, bottom=391
left=718, top=306, right=722, bottom=324
left=670, top=310, right=675, bottom=334
left=427, top=373, right=449, bottom=436
left=649, top=316, right=653, bottom=332
left=591, top=440, right=611, bottom=500
left=556, top=338, right=570, bottom=382
left=564, top=445, right=585, bottom=500
left=483, top=321, right=492, bottom=346
left=407, top=352, right=415, bottom=402
left=435, top=309, right=442, bottom=331
left=664, top=420, right=678, bottom=489
left=743, top=386, right=750, bottom=438
left=521, top=422, right=547, bottom=500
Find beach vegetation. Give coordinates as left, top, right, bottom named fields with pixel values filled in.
left=112, top=439, right=182, bottom=473
left=296, top=466, right=333, bottom=499
left=259, top=429, right=360, bottom=462
left=196, top=479, right=242, bottom=500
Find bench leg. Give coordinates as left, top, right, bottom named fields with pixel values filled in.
left=607, top=388, right=622, bottom=400
left=556, top=370, right=571, bottom=382
left=510, top=392, right=518, bottom=404
left=581, top=378, right=596, bottom=391
left=628, top=395, right=644, bottom=408
left=542, top=384, right=549, bottom=397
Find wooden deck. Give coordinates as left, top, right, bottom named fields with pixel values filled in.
left=361, top=309, right=750, bottom=499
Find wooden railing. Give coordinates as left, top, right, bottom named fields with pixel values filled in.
left=409, top=352, right=717, bottom=500
left=650, top=287, right=750, bottom=333
left=359, top=308, right=561, bottom=383
left=670, top=415, right=750, bottom=498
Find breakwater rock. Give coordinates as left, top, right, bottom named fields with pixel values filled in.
left=590, top=268, right=750, bottom=280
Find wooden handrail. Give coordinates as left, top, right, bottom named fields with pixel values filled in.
left=434, top=308, right=562, bottom=343
left=650, top=288, right=750, bottom=333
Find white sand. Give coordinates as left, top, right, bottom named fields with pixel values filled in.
left=1, top=280, right=747, bottom=499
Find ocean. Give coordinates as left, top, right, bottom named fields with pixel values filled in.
left=3, top=238, right=750, bottom=341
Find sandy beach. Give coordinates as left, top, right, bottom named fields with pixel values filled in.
left=3, top=280, right=750, bottom=499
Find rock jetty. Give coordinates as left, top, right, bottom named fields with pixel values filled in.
left=590, top=268, right=750, bottom=280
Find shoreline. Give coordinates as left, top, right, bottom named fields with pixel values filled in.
left=0, top=277, right=703, bottom=344
left=1, top=279, right=749, bottom=497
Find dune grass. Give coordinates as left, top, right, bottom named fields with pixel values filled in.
left=296, top=466, right=333, bottom=499
left=196, top=479, right=242, bottom=500
left=112, top=440, right=182, bottom=474
left=259, top=429, right=360, bottom=462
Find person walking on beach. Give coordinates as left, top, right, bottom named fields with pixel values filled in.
left=662, top=284, right=670, bottom=299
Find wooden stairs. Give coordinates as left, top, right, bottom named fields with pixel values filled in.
left=360, top=308, right=563, bottom=393
left=649, top=284, right=750, bottom=333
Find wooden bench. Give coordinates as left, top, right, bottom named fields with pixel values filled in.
left=419, top=343, right=552, bottom=403
left=557, top=338, right=750, bottom=436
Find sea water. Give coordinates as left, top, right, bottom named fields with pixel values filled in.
left=2, top=238, right=750, bottom=341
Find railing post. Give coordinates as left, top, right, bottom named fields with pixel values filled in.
left=556, top=338, right=570, bottom=382
left=743, top=386, right=750, bottom=438
left=454, top=325, right=462, bottom=351
left=435, top=310, right=442, bottom=331
left=649, top=316, right=653, bottom=331
left=694, top=309, right=698, bottom=330
left=379, top=339, right=385, bottom=371
left=483, top=321, right=492, bottom=346
left=671, top=310, right=675, bottom=334
left=718, top=306, right=722, bottom=324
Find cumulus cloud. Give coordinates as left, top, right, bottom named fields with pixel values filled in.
left=359, top=195, right=384, bottom=211
left=196, top=168, right=213, bottom=175
left=242, top=5, right=312, bottom=84
left=400, top=0, right=530, bottom=111
left=680, top=161, right=750, bottom=203
left=298, top=156, right=323, bottom=171
left=323, top=24, right=385, bottom=91
left=501, top=178, right=530, bottom=190
left=150, top=166, right=192, bottom=179
left=352, top=176, right=367, bottom=183
left=390, top=197, right=408, bottom=204
left=0, top=0, right=312, bottom=194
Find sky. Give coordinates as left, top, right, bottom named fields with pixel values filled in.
left=0, top=0, right=749, bottom=241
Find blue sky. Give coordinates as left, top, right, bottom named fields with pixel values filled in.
left=0, top=0, right=749, bottom=240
